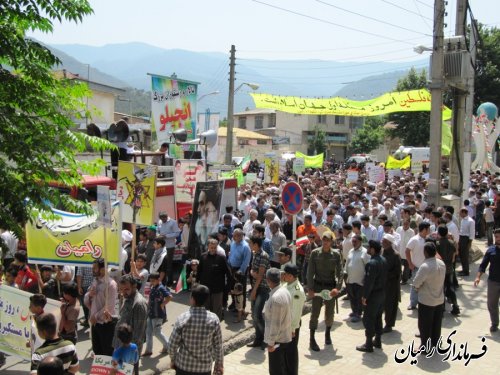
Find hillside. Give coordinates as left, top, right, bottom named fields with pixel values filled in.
left=48, top=42, right=428, bottom=115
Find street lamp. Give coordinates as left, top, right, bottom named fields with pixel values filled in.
left=225, top=82, right=260, bottom=165
left=198, top=90, right=220, bottom=102
left=413, top=45, right=433, bottom=54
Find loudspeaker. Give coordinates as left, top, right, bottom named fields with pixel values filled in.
left=184, top=151, right=202, bottom=159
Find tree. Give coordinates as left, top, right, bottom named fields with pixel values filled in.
left=475, top=25, right=500, bottom=108
left=308, top=125, right=326, bottom=155
left=349, top=116, right=386, bottom=154
left=0, top=1, right=113, bottom=237
left=387, top=68, right=430, bottom=146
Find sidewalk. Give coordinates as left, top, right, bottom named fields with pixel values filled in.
left=220, top=240, right=499, bottom=375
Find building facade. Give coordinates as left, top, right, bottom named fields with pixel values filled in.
left=233, top=108, right=364, bottom=161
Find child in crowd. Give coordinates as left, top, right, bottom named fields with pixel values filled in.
left=186, top=259, right=199, bottom=289
left=230, top=281, right=246, bottom=323
left=59, top=282, right=80, bottom=344
left=36, top=265, right=60, bottom=300
left=143, top=272, right=172, bottom=356
left=111, top=324, right=139, bottom=374
left=131, top=254, right=149, bottom=297
left=5, top=267, right=18, bottom=288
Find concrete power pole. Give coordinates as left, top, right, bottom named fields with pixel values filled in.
left=225, top=45, right=236, bottom=165
left=428, top=0, right=446, bottom=205
left=448, top=0, right=468, bottom=197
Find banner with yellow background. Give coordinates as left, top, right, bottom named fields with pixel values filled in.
left=264, top=158, right=279, bottom=184
left=251, top=89, right=453, bottom=155
left=26, top=202, right=121, bottom=267
left=295, top=152, right=324, bottom=169
left=386, top=155, right=411, bottom=170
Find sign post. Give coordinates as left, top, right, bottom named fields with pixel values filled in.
left=281, top=181, right=303, bottom=265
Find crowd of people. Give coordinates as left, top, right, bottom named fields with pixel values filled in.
left=2, top=161, right=500, bottom=375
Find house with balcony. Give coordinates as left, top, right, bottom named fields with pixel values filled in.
left=233, top=108, right=364, bottom=161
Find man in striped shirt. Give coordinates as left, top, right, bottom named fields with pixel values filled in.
left=30, top=313, right=79, bottom=375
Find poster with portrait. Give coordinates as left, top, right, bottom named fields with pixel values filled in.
left=187, top=181, right=224, bottom=259
left=174, top=159, right=207, bottom=203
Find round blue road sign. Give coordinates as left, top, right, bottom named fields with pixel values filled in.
left=281, top=181, right=303, bottom=215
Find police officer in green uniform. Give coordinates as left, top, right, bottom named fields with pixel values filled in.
left=307, top=231, right=342, bottom=351
left=357, top=240, right=387, bottom=353
left=283, top=264, right=306, bottom=375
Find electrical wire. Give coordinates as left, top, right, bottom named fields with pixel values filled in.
left=380, top=0, right=433, bottom=21
left=315, top=0, right=431, bottom=36
left=412, top=0, right=432, bottom=30
left=239, top=54, right=425, bottom=71
left=251, top=0, right=419, bottom=45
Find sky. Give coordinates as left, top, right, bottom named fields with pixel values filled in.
left=30, top=0, right=499, bottom=62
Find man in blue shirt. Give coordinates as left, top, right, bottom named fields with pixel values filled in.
left=475, top=228, right=500, bottom=332
left=228, top=229, right=251, bottom=312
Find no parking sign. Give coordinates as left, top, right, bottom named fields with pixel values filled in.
left=281, top=181, right=303, bottom=215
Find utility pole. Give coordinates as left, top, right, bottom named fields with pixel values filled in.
left=462, top=19, right=477, bottom=202
left=225, top=45, right=236, bottom=165
left=448, top=0, right=468, bottom=197
left=428, top=0, right=445, bottom=205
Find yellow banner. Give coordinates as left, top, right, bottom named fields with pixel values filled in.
left=117, top=161, right=157, bottom=225
left=386, top=155, right=411, bottom=170
left=26, top=202, right=121, bottom=267
left=295, top=152, right=324, bottom=169
left=251, top=89, right=452, bottom=120
left=264, top=158, right=279, bottom=184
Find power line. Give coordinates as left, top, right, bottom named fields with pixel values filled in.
left=380, top=0, right=433, bottom=21
left=412, top=0, right=432, bottom=30
left=315, top=0, right=431, bottom=36
left=251, top=0, right=419, bottom=45
left=239, top=54, right=425, bottom=71
left=236, top=63, right=428, bottom=81
left=238, top=36, right=428, bottom=54
left=415, top=0, right=433, bottom=9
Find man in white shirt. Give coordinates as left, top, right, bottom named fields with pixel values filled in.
left=405, top=222, right=431, bottom=309
left=396, top=219, right=415, bottom=284
left=0, top=229, right=18, bottom=269
left=458, top=207, right=475, bottom=277
left=243, top=209, right=260, bottom=239
left=360, top=215, right=378, bottom=242
left=345, top=235, right=371, bottom=322
left=263, top=268, right=292, bottom=375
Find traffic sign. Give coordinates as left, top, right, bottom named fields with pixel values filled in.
left=281, top=181, right=303, bottom=215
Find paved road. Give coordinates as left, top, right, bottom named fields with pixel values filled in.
left=2, top=287, right=253, bottom=374
left=3, top=239, right=499, bottom=374
left=222, top=240, right=500, bottom=375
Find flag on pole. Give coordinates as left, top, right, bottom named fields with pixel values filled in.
left=175, top=265, right=188, bottom=293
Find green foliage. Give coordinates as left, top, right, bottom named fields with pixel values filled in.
left=308, top=125, right=326, bottom=155
left=387, top=68, right=430, bottom=146
left=0, top=0, right=115, bottom=237
left=475, top=25, right=500, bottom=108
left=349, top=116, right=386, bottom=153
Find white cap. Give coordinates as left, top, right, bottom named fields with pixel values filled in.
left=121, top=230, right=133, bottom=243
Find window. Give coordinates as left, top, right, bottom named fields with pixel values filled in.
left=317, top=115, right=327, bottom=124
left=351, top=116, right=364, bottom=127
left=268, top=113, right=276, bottom=128
left=238, top=116, right=246, bottom=129
left=334, top=115, right=345, bottom=125
left=255, top=115, right=263, bottom=129
left=257, top=139, right=267, bottom=145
